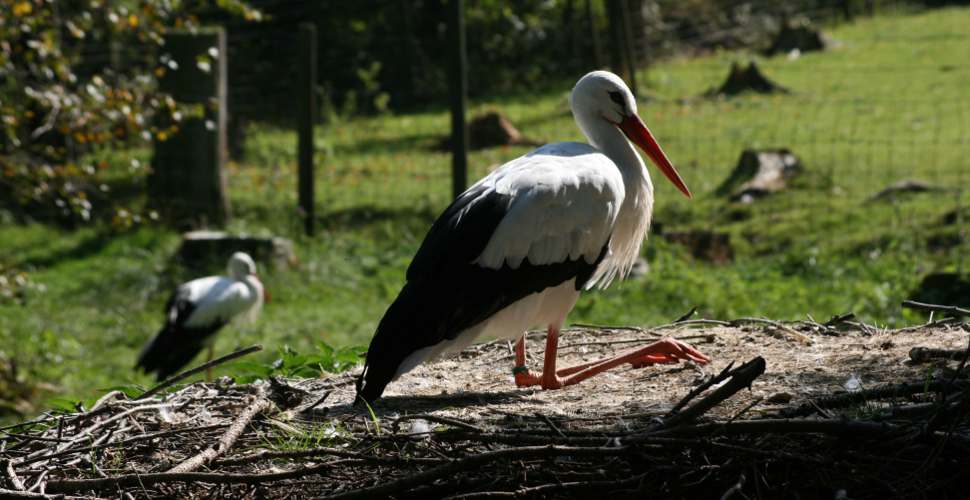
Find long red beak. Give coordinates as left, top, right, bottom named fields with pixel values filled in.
left=618, top=114, right=692, bottom=198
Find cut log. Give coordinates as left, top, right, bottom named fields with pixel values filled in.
left=705, top=62, right=789, bottom=97
left=177, top=230, right=296, bottom=271
left=716, top=149, right=803, bottom=203
left=662, top=230, right=734, bottom=264
left=764, top=18, right=830, bottom=56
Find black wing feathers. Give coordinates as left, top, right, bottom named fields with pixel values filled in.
left=357, top=188, right=609, bottom=402
left=136, top=287, right=226, bottom=381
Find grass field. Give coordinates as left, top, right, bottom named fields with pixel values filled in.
left=1, top=5, right=968, bottom=421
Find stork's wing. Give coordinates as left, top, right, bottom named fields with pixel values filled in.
left=409, top=143, right=624, bottom=280
left=358, top=144, right=625, bottom=401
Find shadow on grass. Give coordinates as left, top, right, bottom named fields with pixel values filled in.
left=15, top=230, right=118, bottom=269
left=319, top=205, right=439, bottom=231
left=335, top=131, right=442, bottom=156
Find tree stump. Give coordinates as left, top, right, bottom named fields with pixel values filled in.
left=716, top=149, right=803, bottom=203
left=177, top=230, right=296, bottom=272
left=439, top=111, right=540, bottom=151
left=908, top=273, right=970, bottom=313
left=705, top=62, right=790, bottom=97
left=764, top=19, right=830, bottom=56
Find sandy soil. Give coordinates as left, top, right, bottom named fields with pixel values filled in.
left=312, top=321, right=969, bottom=424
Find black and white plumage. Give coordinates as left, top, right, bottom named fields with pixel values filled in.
left=357, top=71, right=697, bottom=402
left=136, top=252, right=265, bottom=380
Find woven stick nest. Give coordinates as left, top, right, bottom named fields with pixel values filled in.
left=2, top=312, right=969, bottom=499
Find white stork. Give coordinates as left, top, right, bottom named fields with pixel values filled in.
left=356, top=71, right=709, bottom=402
left=136, top=251, right=266, bottom=381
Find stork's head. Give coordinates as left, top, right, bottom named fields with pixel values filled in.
left=570, top=71, right=691, bottom=198
left=227, top=252, right=257, bottom=280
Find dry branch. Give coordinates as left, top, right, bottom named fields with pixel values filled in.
left=136, top=344, right=263, bottom=400
left=167, top=388, right=271, bottom=474
left=782, top=380, right=965, bottom=417
left=902, top=300, right=970, bottom=317
left=661, top=357, right=766, bottom=429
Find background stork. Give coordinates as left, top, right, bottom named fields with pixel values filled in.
left=357, top=71, right=709, bottom=402
left=136, top=251, right=266, bottom=381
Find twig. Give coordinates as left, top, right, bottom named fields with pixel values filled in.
left=720, top=472, right=746, bottom=500
left=730, top=317, right=813, bottom=345
left=300, top=390, right=332, bottom=413
left=781, top=380, right=965, bottom=418
left=167, top=388, right=271, bottom=474
left=213, top=447, right=442, bottom=467
left=668, top=361, right=736, bottom=415
left=535, top=413, right=567, bottom=438
left=46, top=464, right=335, bottom=492
left=568, top=323, right=646, bottom=332
left=660, top=357, right=766, bottom=429
left=136, top=344, right=263, bottom=401
left=3, top=459, right=24, bottom=490
left=443, top=474, right=649, bottom=499
left=654, top=319, right=732, bottom=330
left=902, top=300, right=970, bottom=317
left=673, top=307, right=698, bottom=323
left=392, top=414, right=484, bottom=434
left=824, top=312, right=856, bottom=327
left=17, top=424, right=229, bottom=468
left=909, top=347, right=970, bottom=363
left=318, top=445, right=639, bottom=500
left=0, top=488, right=69, bottom=498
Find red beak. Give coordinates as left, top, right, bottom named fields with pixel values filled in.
left=618, top=114, right=692, bottom=198
left=256, top=274, right=270, bottom=303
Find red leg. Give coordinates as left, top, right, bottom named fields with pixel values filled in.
left=513, top=334, right=540, bottom=387
left=556, top=338, right=709, bottom=387
left=513, top=325, right=710, bottom=390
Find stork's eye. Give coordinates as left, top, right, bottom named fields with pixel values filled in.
left=608, top=91, right=624, bottom=105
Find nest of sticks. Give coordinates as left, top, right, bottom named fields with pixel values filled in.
left=2, top=303, right=969, bottom=499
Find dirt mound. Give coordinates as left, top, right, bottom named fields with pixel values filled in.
left=3, top=320, right=968, bottom=498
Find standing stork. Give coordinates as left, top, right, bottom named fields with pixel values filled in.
left=136, top=252, right=266, bottom=381
left=356, top=71, right=709, bottom=402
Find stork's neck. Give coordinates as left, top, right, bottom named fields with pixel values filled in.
left=576, top=112, right=653, bottom=196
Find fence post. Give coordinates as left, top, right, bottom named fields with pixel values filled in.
left=297, top=23, right=317, bottom=237
left=449, top=0, right=469, bottom=200
left=842, top=0, right=854, bottom=21
left=585, top=0, right=603, bottom=68
left=619, top=0, right=638, bottom=97
left=149, top=28, right=230, bottom=228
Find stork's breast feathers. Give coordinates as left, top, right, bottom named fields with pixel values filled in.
left=474, top=148, right=625, bottom=271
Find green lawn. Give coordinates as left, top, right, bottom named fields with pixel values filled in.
left=1, top=5, right=968, bottom=421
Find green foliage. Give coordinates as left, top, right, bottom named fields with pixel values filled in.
left=0, top=0, right=255, bottom=226
left=233, top=343, right=365, bottom=383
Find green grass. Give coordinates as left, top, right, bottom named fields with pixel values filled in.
left=1, top=5, right=969, bottom=422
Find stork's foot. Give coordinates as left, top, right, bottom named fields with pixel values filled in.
left=515, top=338, right=710, bottom=390
left=627, top=338, right=711, bottom=368
left=514, top=369, right=541, bottom=387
